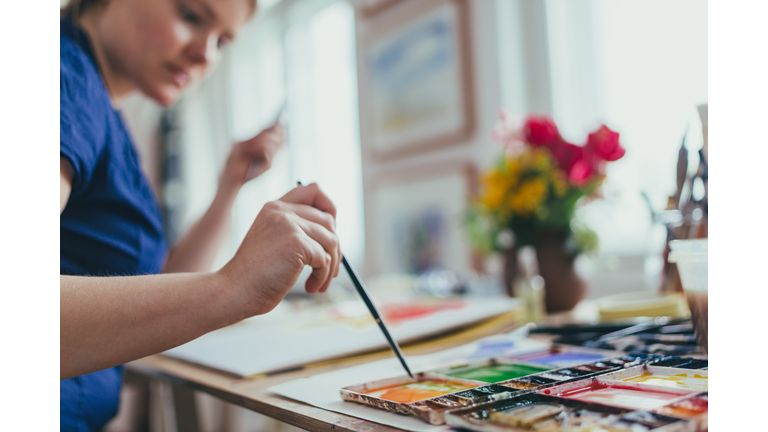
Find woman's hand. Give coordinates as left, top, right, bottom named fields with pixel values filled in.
left=220, top=123, right=285, bottom=192
left=164, top=123, right=285, bottom=274
left=219, top=183, right=342, bottom=316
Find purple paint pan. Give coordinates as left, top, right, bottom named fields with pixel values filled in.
left=504, top=345, right=620, bottom=368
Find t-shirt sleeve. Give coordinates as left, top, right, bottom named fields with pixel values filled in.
left=59, top=43, right=109, bottom=195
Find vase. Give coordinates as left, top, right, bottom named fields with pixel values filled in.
left=534, top=231, right=587, bottom=312
left=502, top=247, right=519, bottom=298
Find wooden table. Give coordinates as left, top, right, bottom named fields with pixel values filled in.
left=127, top=306, right=541, bottom=432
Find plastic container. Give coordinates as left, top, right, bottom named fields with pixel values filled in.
left=668, top=239, right=708, bottom=353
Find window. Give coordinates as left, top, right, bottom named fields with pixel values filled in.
left=546, top=0, right=708, bottom=256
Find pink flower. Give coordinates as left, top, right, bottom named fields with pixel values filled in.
left=587, top=125, right=625, bottom=161
left=490, top=109, right=525, bottom=154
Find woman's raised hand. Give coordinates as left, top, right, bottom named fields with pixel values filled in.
left=220, top=123, right=285, bottom=191
left=218, top=183, right=341, bottom=316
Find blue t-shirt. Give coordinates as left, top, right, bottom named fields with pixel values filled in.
left=60, top=18, right=168, bottom=432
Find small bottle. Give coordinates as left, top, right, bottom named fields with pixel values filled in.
left=513, top=246, right=546, bottom=323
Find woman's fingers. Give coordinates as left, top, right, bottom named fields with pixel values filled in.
left=281, top=202, right=336, bottom=235
left=280, top=184, right=340, bottom=289
left=299, top=230, right=332, bottom=295
left=285, top=206, right=339, bottom=294
left=281, top=183, right=337, bottom=219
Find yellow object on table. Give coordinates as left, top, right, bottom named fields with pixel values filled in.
left=597, top=290, right=689, bottom=321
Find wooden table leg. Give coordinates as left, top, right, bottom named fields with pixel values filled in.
left=171, top=382, right=201, bottom=432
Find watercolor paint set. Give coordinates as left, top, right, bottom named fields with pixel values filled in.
left=339, top=346, right=688, bottom=425
left=595, top=365, right=707, bottom=391
left=445, top=392, right=685, bottom=432
left=339, top=373, right=487, bottom=415
left=649, top=356, right=708, bottom=370
left=445, top=380, right=707, bottom=431
left=536, top=319, right=703, bottom=357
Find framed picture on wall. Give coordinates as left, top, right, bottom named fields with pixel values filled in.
left=358, top=0, right=475, bottom=161
left=357, top=0, right=407, bottom=18
left=367, top=162, right=480, bottom=277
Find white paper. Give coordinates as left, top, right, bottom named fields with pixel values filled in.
left=268, top=338, right=549, bottom=432
left=164, top=296, right=522, bottom=377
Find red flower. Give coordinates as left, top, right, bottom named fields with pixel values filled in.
left=568, top=159, right=598, bottom=186
left=523, top=116, right=560, bottom=148
left=587, top=125, right=625, bottom=161
left=550, top=140, right=598, bottom=185
left=550, top=140, right=581, bottom=172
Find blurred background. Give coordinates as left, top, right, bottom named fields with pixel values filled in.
left=109, top=0, right=707, bottom=430
left=124, top=0, right=707, bottom=297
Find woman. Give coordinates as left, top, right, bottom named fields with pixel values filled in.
left=60, top=0, right=341, bottom=430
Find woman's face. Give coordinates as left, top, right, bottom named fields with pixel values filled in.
left=94, top=0, right=252, bottom=106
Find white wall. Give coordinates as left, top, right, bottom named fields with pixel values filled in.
left=354, top=0, right=504, bottom=278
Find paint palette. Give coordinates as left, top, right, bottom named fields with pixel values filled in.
left=599, top=365, right=708, bottom=391
left=339, top=347, right=707, bottom=430
left=654, top=392, right=708, bottom=430
left=340, top=373, right=486, bottom=415
left=340, top=352, right=658, bottom=424
left=651, top=356, right=708, bottom=370
left=539, top=379, right=693, bottom=411
left=445, top=393, right=683, bottom=432
left=408, top=384, right=525, bottom=424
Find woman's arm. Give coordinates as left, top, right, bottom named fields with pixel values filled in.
left=163, top=124, right=284, bottom=273
left=61, top=271, right=245, bottom=380
left=61, top=158, right=74, bottom=213
left=62, top=154, right=340, bottom=379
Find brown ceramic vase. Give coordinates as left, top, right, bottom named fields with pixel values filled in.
left=534, top=231, right=587, bottom=312
left=503, top=231, right=587, bottom=312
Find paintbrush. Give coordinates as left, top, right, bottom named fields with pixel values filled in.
left=342, top=255, right=414, bottom=379
left=584, top=317, right=690, bottom=348
left=295, top=181, right=414, bottom=378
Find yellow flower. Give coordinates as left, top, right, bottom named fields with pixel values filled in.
left=508, top=177, right=548, bottom=216
left=480, top=170, right=510, bottom=210
left=504, top=158, right=521, bottom=177
left=551, top=171, right=569, bottom=197
left=531, top=147, right=551, bottom=171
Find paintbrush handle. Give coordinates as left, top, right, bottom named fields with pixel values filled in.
left=342, top=255, right=381, bottom=319
left=341, top=255, right=414, bottom=379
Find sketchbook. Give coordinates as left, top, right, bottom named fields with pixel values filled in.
left=163, top=295, right=523, bottom=377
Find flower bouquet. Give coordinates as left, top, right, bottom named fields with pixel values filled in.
left=467, top=111, right=625, bottom=310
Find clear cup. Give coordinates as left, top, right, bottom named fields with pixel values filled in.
left=668, top=239, right=708, bottom=353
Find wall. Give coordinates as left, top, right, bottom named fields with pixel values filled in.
left=354, top=0, right=504, bottom=279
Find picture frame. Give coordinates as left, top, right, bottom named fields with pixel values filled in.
left=357, top=0, right=475, bottom=161
left=357, top=0, right=407, bottom=18
left=365, top=161, right=481, bottom=277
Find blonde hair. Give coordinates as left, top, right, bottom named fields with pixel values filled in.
left=61, top=0, right=258, bottom=23
left=60, top=0, right=98, bottom=23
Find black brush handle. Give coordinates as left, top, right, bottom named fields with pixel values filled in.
left=342, top=255, right=414, bottom=379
